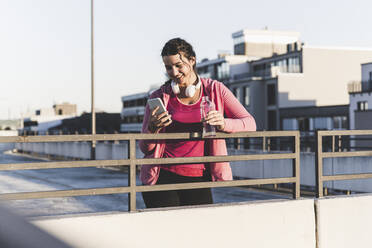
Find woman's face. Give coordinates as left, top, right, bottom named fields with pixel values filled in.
left=162, top=53, right=196, bottom=86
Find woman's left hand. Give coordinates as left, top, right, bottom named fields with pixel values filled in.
left=205, top=110, right=225, bottom=131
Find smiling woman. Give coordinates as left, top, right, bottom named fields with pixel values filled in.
left=138, top=38, right=256, bottom=209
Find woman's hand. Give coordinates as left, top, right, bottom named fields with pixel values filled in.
left=205, top=110, right=225, bottom=131
left=148, top=106, right=172, bottom=133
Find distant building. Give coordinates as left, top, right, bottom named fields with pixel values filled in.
left=0, top=119, right=22, bottom=131
left=53, top=102, right=77, bottom=116
left=20, top=103, right=77, bottom=135
left=120, top=92, right=148, bottom=133
left=232, top=29, right=301, bottom=58
left=48, top=112, right=121, bottom=135
left=349, top=62, right=372, bottom=129
left=197, top=54, right=253, bottom=83
left=226, top=29, right=372, bottom=131
left=121, top=29, right=372, bottom=138
left=348, top=62, right=372, bottom=148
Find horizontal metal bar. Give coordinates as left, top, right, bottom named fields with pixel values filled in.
left=0, top=135, right=94, bottom=143
left=209, top=131, right=298, bottom=138
left=0, top=187, right=131, bottom=200
left=0, top=131, right=299, bottom=143
left=137, top=177, right=297, bottom=192
left=0, top=159, right=131, bottom=171
left=137, top=153, right=296, bottom=165
left=0, top=153, right=295, bottom=171
left=318, top=130, right=372, bottom=136
left=323, top=173, right=372, bottom=181
left=322, top=150, right=372, bottom=158
left=0, top=177, right=296, bottom=200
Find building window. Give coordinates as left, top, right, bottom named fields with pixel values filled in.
left=243, top=86, right=250, bottom=106
left=298, top=118, right=310, bottom=131
left=333, top=116, right=347, bottom=130
left=234, top=43, right=245, bottom=55
left=357, top=101, right=368, bottom=111
left=217, top=62, right=229, bottom=80
left=282, top=118, right=297, bottom=130
left=314, top=117, right=329, bottom=130
left=234, top=88, right=242, bottom=102
left=369, top=71, right=372, bottom=81
left=267, top=84, right=276, bottom=106
left=268, top=110, right=277, bottom=130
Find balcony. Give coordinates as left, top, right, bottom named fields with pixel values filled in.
left=348, top=80, right=372, bottom=93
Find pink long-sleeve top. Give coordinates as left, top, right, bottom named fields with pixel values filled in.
left=139, top=78, right=256, bottom=185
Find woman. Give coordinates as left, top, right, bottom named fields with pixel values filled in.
left=140, top=38, right=256, bottom=208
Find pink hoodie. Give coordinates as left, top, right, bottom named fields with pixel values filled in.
left=139, top=78, right=256, bottom=185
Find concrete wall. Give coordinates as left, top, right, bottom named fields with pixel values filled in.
left=31, top=191, right=372, bottom=248
left=0, top=143, right=15, bottom=152
left=33, top=199, right=316, bottom=248
left=0, top=130, right=18, bottom=136
left=15, top=142, right=143, bottom=160
left=278, top=46, right=372, bottom=108
left=316, top=194, right=372, bottom=248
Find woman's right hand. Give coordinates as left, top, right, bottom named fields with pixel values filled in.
left=148, top=106, right=172, bottom=133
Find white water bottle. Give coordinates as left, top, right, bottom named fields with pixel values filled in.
left=200, top=96, right=216, bottom=137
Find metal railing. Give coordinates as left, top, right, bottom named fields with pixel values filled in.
left=315, top=130, right=372, bottom=197
left=0, top=131, right=300, bottom=212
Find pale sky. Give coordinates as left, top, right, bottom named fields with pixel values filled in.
left=0, top=0, right=371, bottom=119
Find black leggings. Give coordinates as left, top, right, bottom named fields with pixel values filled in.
left=142, top=169, right=213, bottom=208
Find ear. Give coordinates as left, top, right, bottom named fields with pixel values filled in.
left=189, top=56, right=196, bottom=66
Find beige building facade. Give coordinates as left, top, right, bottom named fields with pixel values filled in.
left=278, top=46, right=372, bottom=108
left=228, top=39, right=372, bottom=130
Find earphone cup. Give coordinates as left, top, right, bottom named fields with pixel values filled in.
left=185, top=85, right=196, bottom=98
left=171, top=82, right=180, bottom=94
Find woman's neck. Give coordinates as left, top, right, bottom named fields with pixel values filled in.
left=176, top=75, right=201, bottom=104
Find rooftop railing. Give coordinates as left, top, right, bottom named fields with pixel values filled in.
left=315, top=130, right=372, bottom=197
left=348, top=80, right=372, bottom=93
left=0, top=131, right=300, bottom=212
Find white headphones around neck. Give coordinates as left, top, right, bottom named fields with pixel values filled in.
left=171, top=79, right=201, bottom=98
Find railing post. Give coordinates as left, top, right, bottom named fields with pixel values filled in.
left=332, top=135, right=335, bottom=152
left=128, top=138, right=137, bottom=212
left=315, top=130, right=323, bottom=197
left=90, top=137, right=97, bottom=160
left=338, top=135, right=342, bottom=152
left=293, top=132, right=300, bottom=199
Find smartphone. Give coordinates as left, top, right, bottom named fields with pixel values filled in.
left=147, top=98, right=167, bottom=115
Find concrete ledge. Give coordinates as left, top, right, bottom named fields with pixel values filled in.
left=33, top=199, right=315, bottom=248
left=316, top=193, right=372, bottom=248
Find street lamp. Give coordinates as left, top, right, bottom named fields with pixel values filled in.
left=90, top=0, right=96, bottom=160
